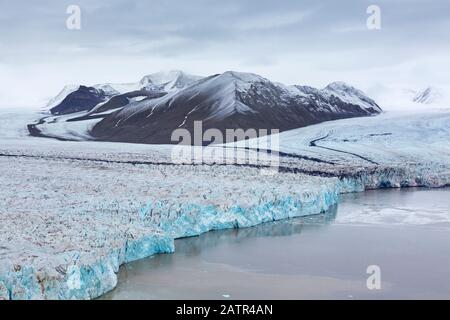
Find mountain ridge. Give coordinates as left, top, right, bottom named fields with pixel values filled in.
left=90, top=71, right=382, bottom=144
left=35, top=70, right=382, bottom=145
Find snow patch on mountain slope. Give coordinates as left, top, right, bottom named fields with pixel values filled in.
left=92, top=84, right=121, bottom=96
left=192, top=71, right=262, bottom=120
left=323, top=81, right=382, bottom=113
left=35, top=112, right=100, bottom=141
left=139, top=70, right=203, bottom=92
left=94, top=82, right=140, bottom=95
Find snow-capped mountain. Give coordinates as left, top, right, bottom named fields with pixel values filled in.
left=90, top=71, right=381, bottom=144
left=93, top=70, right=203, bottom=96
left=413, top=87, right=447, bottom=105
left=323, top=81, right=380, bottom=112
left=47, top=71, right=202, bottom=115
left=50, top=86, right=113, bottom=115
left=139, top=70, right=203, bottom=92
left=366, top=84, right=450, bottom=110
left=46, top=85, right=81, bottom=110
left=36, top=70, right=381, bottom=144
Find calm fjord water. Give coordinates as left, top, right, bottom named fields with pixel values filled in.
left=102, top=188, right=450, bottom=300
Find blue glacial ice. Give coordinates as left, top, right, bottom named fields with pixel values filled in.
left=1, top=109, right=450, bottom=300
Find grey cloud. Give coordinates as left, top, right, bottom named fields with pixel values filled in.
left=0, top=0, right=449, bottom=106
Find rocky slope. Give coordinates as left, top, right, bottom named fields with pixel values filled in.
left=91, top=72, right=381, bottom=144
left=37, top=70, right=382, bottom=144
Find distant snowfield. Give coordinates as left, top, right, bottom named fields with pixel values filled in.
left=0, top=106, right=41, bottom=139
left=232, top=108, right=450, bottom=166
left=367, top=84, right=450, bottom=112
left=0, top=104, right=449, bottom=300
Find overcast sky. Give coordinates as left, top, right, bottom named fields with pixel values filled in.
left=0, top=0, right=449, bottom=107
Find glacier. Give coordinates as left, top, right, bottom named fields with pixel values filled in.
left=0, top=106, right=450, bottom=300
left=0, top=159, right=340, bottom=299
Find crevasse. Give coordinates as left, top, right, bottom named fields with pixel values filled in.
left=1, top=165, right=449, bottom=300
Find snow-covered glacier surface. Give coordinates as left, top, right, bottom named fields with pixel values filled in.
left=0, top=107, right=450, bottom=299
left=231, top=109, right=450, bottom=191
left=0, top=154, right=339, bottom=300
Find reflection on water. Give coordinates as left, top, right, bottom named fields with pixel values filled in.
left=102, top=188, right=450, bottom=300
left=175, top=205, right=338, bottom=257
